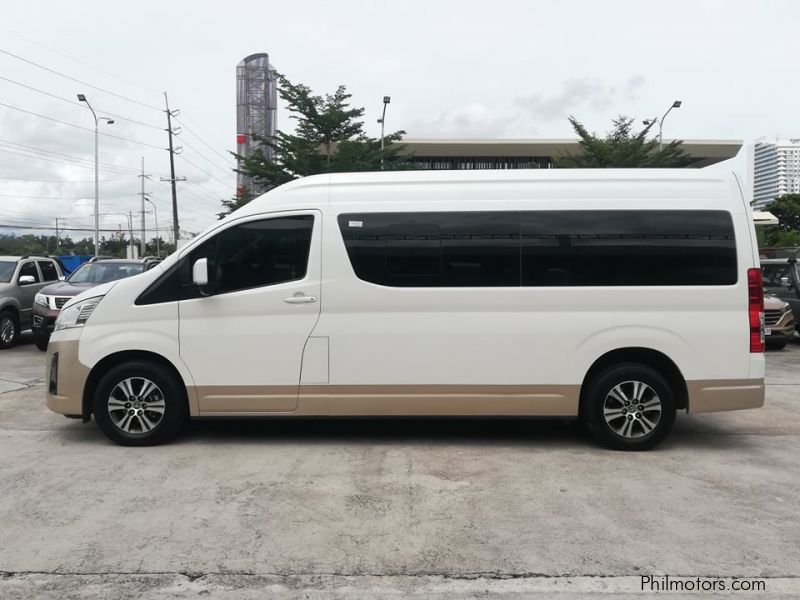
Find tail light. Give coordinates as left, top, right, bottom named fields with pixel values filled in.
left=748, top=268, right=765, bottom=353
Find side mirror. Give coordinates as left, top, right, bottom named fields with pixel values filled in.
left=18, top=275, right=36, bottom=285
left=192, top=258, right=209, bottom=286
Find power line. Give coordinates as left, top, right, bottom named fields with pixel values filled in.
left=0, top=24, right=162, bottom=95
left=0, top=138, right=147, bottom=173
left=177, top=154, right=235, bottom=190
left=0, top=174, right=137, bottom=183
left=0, top=46, right=163, bottom=112
left=0, top=147, right=144, bottom=175
left=0, top=74, right=163, bottom=130
left=0, top=222, right=175, bottom=233
left=0, top=192, right=140, bottom=200
left=0, top=146, right=149, bottom=178
left=0, top=100, right=165, bottom=149
left=178, top=137, right=236, bottom=179
left=173, top=116, right=236, bottom=166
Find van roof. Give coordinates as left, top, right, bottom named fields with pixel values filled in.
left=236, top=168, right=740, bottom=217
left=280, top=167, right=736, bottom=188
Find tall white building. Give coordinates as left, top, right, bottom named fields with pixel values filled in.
left=752, top=137, right=800, bottom=209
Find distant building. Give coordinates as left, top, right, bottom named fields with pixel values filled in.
left=236, top=53, right=278, bottom=195
left=752, top=137, right=800, bottom=209
left=397, top=138, right=741, bottom=171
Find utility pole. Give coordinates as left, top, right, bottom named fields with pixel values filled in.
left=139, top=156, right=150, bottom=257
left=128, top=210, right=135, bottom=258
left=162, top=92, right=185, bottom=247
left=54, top=217, right=59, bottom=254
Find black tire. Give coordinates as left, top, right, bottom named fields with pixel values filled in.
left=0, top=310, right=20, bottom=350
left=766, top=337, right=787, bottom=350
left=93, top=360, right=188, bottom=446
left=34, top=334, right=49, bottom=352
left=581, top=363, right=677, bottom=451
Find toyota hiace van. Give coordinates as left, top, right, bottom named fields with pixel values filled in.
left=46, top=169, right=766, bottom=450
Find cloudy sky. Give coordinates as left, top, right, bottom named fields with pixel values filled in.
left=1, top=0, right=797, bottom=241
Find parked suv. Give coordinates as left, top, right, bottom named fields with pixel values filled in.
left=0, top=256, right=65, bottom=349
left=761, top=257, right=800, bottom=337
left=764, top=294, right=796, bottom=349
left=32, top=258, right=160, bottom=350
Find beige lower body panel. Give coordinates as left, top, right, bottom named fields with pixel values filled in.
left=46, top=338, right=89, bottom=416
left=193, top=384, right=580, bottom=417
left=687, top=379, right=765, bottom=414
left=193, top=378, right=766, bottom=418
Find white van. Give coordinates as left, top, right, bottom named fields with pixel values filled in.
left=46, top=169, right=765, bottom=450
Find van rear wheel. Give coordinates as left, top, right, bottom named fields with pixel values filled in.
left=582, top=363, right=676, bottom=451
left=93, top=360, right=187, bottom=446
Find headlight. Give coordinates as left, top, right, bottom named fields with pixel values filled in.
left=34, top=293, right=49, bottom=308
left=54, top=296, right=104, bottom=331
left=783, top=303, right=792, bottom=313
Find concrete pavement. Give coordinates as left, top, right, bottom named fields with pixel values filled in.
left=1, top=333, right=799, bottom=598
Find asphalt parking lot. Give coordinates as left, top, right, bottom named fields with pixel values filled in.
left=1, top=333, right=799, bottom=599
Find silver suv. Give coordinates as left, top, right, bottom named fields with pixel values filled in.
left=0, top=256, right=65, bottom=349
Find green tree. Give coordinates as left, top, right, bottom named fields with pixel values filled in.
left=220, top=76, right=409, bottom=217
left=556, top=115, right=693, bottom=168
left=758, top=194, right=800, bottom=247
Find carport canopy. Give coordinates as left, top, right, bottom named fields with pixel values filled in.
left=753, top=211, right=779, bottom=226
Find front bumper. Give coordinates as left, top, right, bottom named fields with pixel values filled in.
left=766, top=311, right=796, bottom=339
left=46, top=330, right=89, bottom=418
left=32, top=304, right=60, bottom=334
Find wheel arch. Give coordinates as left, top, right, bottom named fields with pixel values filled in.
left=0, top=302, right=20, bottom=321
left=82, top=350, right=189, bottom=420
left=579, top=347, right=688, bottom=415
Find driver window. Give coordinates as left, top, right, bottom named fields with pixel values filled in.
left=135, top=214, right=315, bottom=305
left=211, top=215, right=314, bottom=294
left=18, top=261, right=40, bottom=284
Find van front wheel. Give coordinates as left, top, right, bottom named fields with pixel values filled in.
left=93, top=361, right=187, bottom=446
left=582, top=363, right=676, bottom=451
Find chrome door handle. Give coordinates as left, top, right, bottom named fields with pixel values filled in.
left=284, top=294, right=317, bottom=304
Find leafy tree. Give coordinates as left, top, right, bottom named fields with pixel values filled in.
left=556, top=116, right=693, bottom=168
left=758, top=194, right=800, bottom=247
left=220, top=76, right=409, bottom=217
left=145, top=237, right=174, bottom=258
left=0, top=234, right=96, bottom=256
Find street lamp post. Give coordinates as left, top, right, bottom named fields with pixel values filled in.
left=144, top=196, right=160, bottom=258
left=377, top=96, right=391, bottom=170
left=658, top=100, right=682, bottom=152
left=77, top=94, right=114, bottom=257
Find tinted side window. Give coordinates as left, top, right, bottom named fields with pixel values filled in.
left=38, top=260, right=59, bottom=282
left=137, top=216, right=314, bottom=304
left=19, top=261, right=40, bottom=283
left=521, top=210, right=737, bottom=286
left=339, top=212, right=520, bottom=287
left=212, top=216, right=313, bottom=293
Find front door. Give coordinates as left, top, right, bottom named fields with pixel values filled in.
left=179, top=211, right=321, bottom=414
left=16, top=260, right=46, bottom=328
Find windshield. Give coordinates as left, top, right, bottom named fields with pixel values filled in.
left=0, top=261, right=15, bottom=283
left=67, top=262, right=145, bottom=284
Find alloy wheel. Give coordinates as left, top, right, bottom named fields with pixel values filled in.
left=0, top=317, right=15, bottom=344
left=107, top=377, right=166, bottom=435
left=602, top=380, right=662, bottom=439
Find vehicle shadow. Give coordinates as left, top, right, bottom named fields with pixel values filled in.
left=159, top=413, right=756, bottom=452
left=180, top=417, right=587, bottom=448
